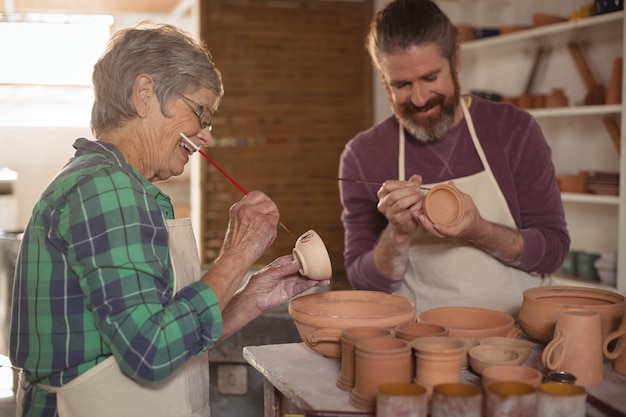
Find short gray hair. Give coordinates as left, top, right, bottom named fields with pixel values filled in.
left=91, top=22, right=223, bottom=137
left=367, top=0, right=458, bottom=71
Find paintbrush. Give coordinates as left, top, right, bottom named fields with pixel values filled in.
left=180, top=132, right=295, bottom=238
left=307, top=174, right=430, bottom=190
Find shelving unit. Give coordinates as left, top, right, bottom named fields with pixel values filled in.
left=447, top=4, right=625, bottom=294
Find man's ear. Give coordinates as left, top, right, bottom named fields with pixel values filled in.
left=131, top=73, right=154, bottom=118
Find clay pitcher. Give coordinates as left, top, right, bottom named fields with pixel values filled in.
left=350, top=337, right=412, bottom=412
left=603, top=306, right=626, bottom=376
left=337, top=327, right=395, bottom=391
left=542, top=308, right=603, bottom=386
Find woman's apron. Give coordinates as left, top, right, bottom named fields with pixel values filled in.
left=397, top=99, right=542, bottom=314
left=18, top=218, right=211, bottom=417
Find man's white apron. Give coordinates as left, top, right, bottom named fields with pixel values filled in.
left=397, top=99, right=542, bottom=314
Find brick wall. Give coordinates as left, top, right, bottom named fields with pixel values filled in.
left=198, top=0, right=373, bottom=288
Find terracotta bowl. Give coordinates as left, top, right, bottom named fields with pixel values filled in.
left=517, top=286, right=626, bottom=343
left=417, top=307, right=520, bottom=340
left=478, top=337, right=531, bottom=364
left=288, top=290, right=416, bottom=359
left=481, top=365, right=544, bottom=389
left=468, top=345, right=523, bottom=375
left=422, top=184, right=464, bottom=226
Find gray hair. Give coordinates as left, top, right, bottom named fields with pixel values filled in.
left=367, top=0, right=458, bottom=71
left=91, top=22, right=223, bottom=137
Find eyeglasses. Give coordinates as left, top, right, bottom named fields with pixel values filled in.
left=179, top=94, right=214, bottom=132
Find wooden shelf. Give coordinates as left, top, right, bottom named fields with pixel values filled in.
left=561, top=192, right=620, bottom=205
left=528, top=104, right=622, bottom=118
left=461, top=11, right=624, bottom=52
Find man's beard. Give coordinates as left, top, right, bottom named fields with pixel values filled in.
left=387, top=72, right=461, bottom=143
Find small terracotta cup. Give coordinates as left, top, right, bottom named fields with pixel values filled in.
left=603, top=306, right=626, bottom=376
left=350, top=337, right=412, bottom=411
left=422, top=184, right=464, bottom=226
left=395, top=323, right=449, bottom=342
left=292, top=229, right=332, bottom=280
left=431, top=383, right=482, bottom=417
left=542, top=308, right=604, bottom=386
left=481, top=365, right=543, bottom=389
left=376, top=382, right=428, bottom=417
left=486, top=381, right=537, bottom=417
left=411, top=337, right=466, bottom=396
left=336, top=327, right=395, bottom=391
left=537, top=382, right=587, bottom=417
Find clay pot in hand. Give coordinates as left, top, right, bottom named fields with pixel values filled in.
left=292, top=229, right=332, bottom=280
left=422, top=184, right=464, bottom=226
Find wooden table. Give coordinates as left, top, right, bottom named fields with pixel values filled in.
left=243, top=342, right=626, bottom=417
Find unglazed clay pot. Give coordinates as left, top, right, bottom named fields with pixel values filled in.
left=411, top=337, right=466, bottom=395
left=542, top=309, right=604, bottom=386
left=337, top=327, right=395, bottom=392
left=468, top=345, right=523, bottom=375
left=350, top=337, right=412, bottom=412
left=481, top=365, right=544, bottom=389
left=478, top=336, right=532, bottom=364
left=394, top=323, right=449, bottom=342
left=422, top=184, right=464, bottom=226
left=603, top=306, right=626, bottom=376
left=292, top=229, right=332, bottom=280
left=417, top=306, right=520, bottom=367
left=288, top=290, right=416, bottom=359
left=518, top=286, right=625, bottom=344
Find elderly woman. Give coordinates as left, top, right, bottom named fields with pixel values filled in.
left=10, top=23, right=327, bottom=417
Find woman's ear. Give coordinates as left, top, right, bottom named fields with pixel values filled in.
left=131, top=73, right=154, bottom=118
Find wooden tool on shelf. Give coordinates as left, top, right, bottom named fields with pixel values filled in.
left=567, top=42, right=606, bottom=105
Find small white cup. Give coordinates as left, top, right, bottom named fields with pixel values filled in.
left=292, top=229, right=332, bottom=280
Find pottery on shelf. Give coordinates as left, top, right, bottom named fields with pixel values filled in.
left=288, top=290, right=416, bottom=359
left=517, top=285, right=626, bottom=344
left=422, top=184, right=464, bottom=226
left=292, top=229, right=332, bottom=280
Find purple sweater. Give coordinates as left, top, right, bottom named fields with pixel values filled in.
left=339, top=96, right=570, bottom=293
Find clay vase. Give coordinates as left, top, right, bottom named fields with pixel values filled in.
left=350, top=337, right=412, bottom=411
left=337, top=327, right=395, bottom=391
left=603, top=306, right=626, bottom=376
left=292, top=229, right=332, bottom=280
left=486, top=381, right=538, bottom=417
left=410, top=337, right=465, bottom=396
left=537, top=382, right=587, bottom=417
left=606, top=57, right=622, bottom=105
left=542, top=308, right=604, bottom=386
left=376, top=383, right=428, bottom=417
left=431, top=383, right=482, bottom=417
left=422, top=184, right=464, bottom=226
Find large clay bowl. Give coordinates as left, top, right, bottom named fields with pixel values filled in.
left=417, top=307, right=520, bottom=340
left=288, top=290, right=416, bottom=359
left=518, top=286, right=625, bottom=344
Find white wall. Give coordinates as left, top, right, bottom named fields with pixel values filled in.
left=0, top=12, right=194, bottom=231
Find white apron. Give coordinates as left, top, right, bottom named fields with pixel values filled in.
left=18, top=218, right=211, bottom=417
left=398, top=99, right=542, bottom=314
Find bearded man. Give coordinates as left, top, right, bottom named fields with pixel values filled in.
left=338, top=0, right=569, bottom=314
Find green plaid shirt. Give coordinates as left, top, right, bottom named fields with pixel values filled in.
left=10, top=138, right=222, bottom=417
